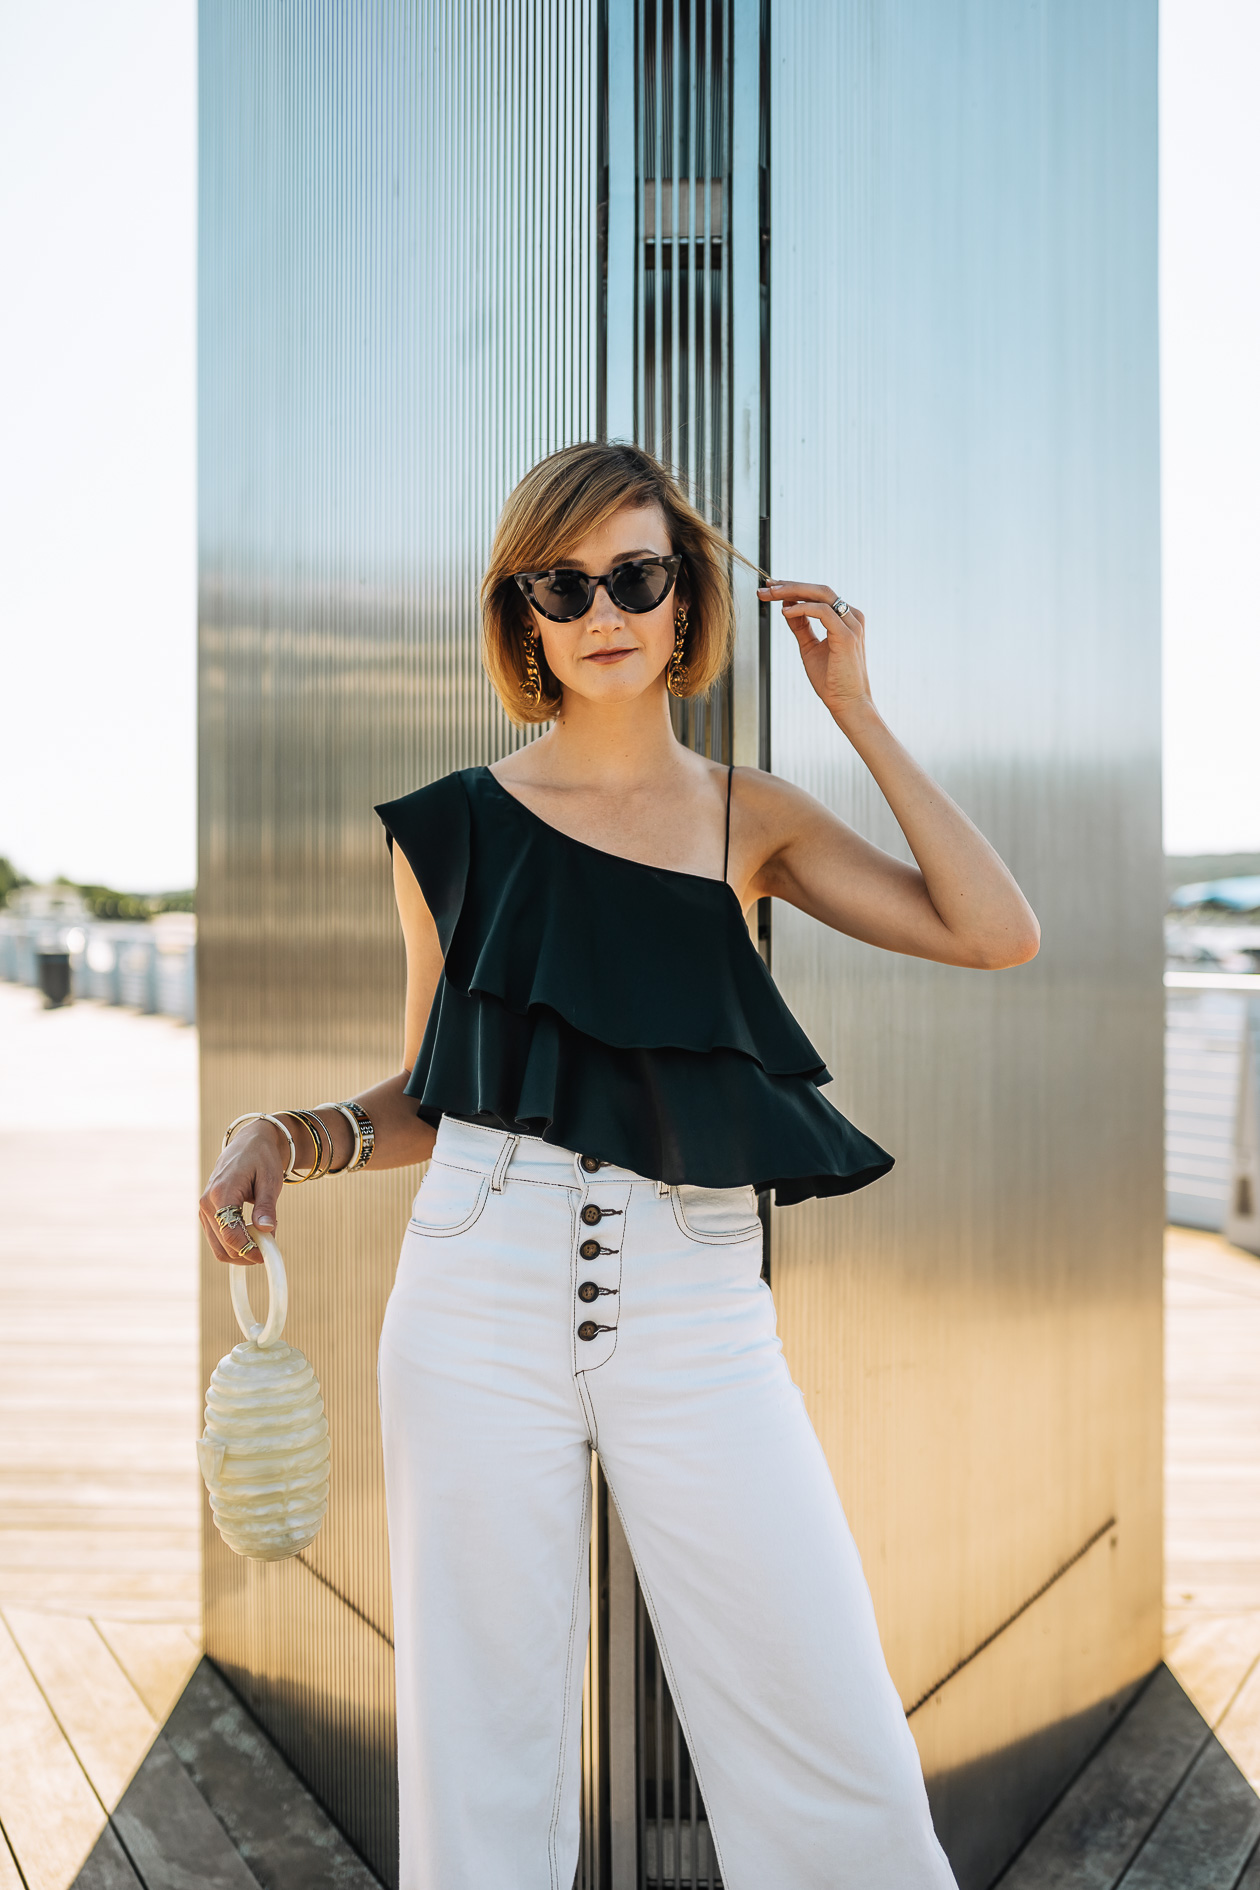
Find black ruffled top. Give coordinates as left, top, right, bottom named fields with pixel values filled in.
left=375, top=766, right=893, bottom=1206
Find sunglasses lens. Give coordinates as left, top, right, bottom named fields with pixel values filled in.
left=529, top=571, right=592, bottom=620
left=608, top=560, right=673, bottom=613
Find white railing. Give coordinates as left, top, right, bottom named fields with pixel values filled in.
left=0, top=912, right=196, bottom=1023
left=1165, top=969, right=1260, bottom=1234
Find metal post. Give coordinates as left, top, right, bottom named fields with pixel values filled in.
left=728, top=0, right=761, bottom=770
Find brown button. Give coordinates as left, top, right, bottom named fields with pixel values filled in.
left=581, top=1204, right=604, bottom=1226
left=578, top=1320, right=600, bottom=1342
left=578, top=1281, right=599, bottom=1303
left=580, top=1239, right=601, bottom=1260
left=580, top=1154, right=603, bottom=1173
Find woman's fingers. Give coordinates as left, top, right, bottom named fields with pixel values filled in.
left=201, top=1193, right=265, bottom=1265
left=198, top=1124, right=287, bottom=1265
left=759, top=580, right=862, bottom=627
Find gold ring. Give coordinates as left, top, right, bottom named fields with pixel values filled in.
left=215, top=1205, right=245, bottom=1232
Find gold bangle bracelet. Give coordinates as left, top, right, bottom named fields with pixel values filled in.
left=289, top=1109, right=333, bottom=1180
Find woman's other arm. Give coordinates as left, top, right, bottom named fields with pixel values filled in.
left=744, top=581, right=1040, bottom=971
left=198, top=844, right=443, bottom=1263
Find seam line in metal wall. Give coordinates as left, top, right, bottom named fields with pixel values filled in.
left=904, top=1516, right=1119, bottom=1719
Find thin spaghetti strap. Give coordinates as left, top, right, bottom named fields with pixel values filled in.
left=723, top=762, right=734, bottom=884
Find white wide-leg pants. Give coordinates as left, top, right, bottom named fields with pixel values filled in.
left=379, top=1117, right=956, bottom=1890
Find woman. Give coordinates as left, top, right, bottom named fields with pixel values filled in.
left=201, top=441, right=1038, bottom=1889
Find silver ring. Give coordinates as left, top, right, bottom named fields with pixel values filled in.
left=831, top=595, right=850, bottom=617
left=215, top=1204, right=246, bottom=1232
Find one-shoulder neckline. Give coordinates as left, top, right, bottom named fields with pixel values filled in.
left=479, top=765, right=746, bottom=909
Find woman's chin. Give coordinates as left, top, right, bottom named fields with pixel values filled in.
left=560, top=665, right=665, bottom=708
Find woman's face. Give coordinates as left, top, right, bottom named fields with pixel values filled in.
left=525, top=502, right=680, bottom=711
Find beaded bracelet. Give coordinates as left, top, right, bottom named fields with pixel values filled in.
left=337, top=1099, right=376, bottom=1171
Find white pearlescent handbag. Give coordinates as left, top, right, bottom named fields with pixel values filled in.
left=197, top=1231, right=331, bottom=1560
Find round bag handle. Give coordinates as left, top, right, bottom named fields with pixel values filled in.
left=229, top=1230, right=289, bottom=1348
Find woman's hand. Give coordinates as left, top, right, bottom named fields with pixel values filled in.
left=199, top=1119, right=288, bottom=1266
left=758, top=581, right=870, bottom=722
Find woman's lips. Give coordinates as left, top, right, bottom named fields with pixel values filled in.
left=585, top=648, right=636, bottom=664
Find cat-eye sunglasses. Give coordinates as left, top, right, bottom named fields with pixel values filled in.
left=512, top=554, right=682, bottom=623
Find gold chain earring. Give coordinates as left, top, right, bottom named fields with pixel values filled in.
left=667, top=605, right=689, bottom=698
left=521, top=624, right=543, bottom=708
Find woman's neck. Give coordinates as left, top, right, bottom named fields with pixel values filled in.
left=527, top=684, right=687, bottom=790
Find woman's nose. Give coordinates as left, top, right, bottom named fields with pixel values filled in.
left=585, top=583, right=623, bottom=628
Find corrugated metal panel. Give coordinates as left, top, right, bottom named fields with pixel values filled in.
left=198, top=5, right=598, bottom=1877
left=767, top=5, right=1163, bottom=1885
left=600, top=5, right=762, bottom=1882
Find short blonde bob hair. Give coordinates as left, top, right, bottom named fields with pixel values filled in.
left=481, top=441, right=742, bottom=726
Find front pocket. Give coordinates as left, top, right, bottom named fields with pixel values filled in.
left=670, top=1183, right=762, bottom=1245
left=408, top=1163, right=490, bottom=1238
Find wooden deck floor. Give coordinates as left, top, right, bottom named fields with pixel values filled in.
left=5, top=977, right=1260, bottom=1885
left=1001, top=1228, right=1260, bottom=1887
left=0, top=983, right=202, bottom=1888
left=1164, top=1227, right=1260, bottom=1790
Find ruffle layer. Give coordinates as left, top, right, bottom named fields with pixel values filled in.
left=377, top=767, right=895, bottom=1205
left=405, top=985, right=892, bottom=1206
left=378, top=769, right=829, bottom=1079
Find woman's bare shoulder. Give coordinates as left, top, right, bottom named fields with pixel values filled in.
left=730, top=764, right=837, bottom=836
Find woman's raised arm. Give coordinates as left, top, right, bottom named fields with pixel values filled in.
left=743, top=580, right=1040, bottom=971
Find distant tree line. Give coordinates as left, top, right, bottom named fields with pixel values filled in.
left=0, top=855, right=195, bottom=918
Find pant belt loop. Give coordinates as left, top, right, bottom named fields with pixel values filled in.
left=490, top=1134, right=520, bottom=1193
left=656, top=1179, right=670, bottom=1200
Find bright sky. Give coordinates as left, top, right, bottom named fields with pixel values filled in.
left=0, top=0, right=1254, bottom=888
left=0, top=0, right=195, bottom=891
left=1160, top=0, right=1260, bottom=856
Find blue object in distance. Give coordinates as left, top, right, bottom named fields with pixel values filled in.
left=1170, top=877, right=1260, bottom=912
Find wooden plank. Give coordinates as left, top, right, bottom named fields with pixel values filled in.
left=0, top=1614, right=107, bottom=1890
left=1216, top=1654, right=1260, bottom=1790
left=1121, top=1737, right=1260, bottom=1889
left=1164, top=1613, right=1260, bottom=1729
left=164, top=1662, right=381, bottom=1889
left=68, top=1825, right=144, bottom=1890
left=2, top=1609, right=156, bottom=1811
left=110, top=1734, right=261, bottom=1890
left=0, top=1101, right=199, bottom=1625
left=1165, top=1231, right=1260, bottom=1618
left=93, top=1620, right=202, bottom=1726
left=0, top=1831, right=27, bottom=1890
left=996, top=1667, right=1207, bottom=1889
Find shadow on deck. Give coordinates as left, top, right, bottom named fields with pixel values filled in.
left=67, top=1656, right=1260, bottom=1890
left=72, top=1660, right=380, bottom=1890
left=999, top=1663, right=1260, bottom=1889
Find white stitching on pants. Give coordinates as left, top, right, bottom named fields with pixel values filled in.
left=547, top=1462, right=591, bottom=1890
left=602, top=1476, right=733, bottom=1890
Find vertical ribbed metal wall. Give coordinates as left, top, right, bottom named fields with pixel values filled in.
left=198, top=6, right=597, bottom=1877
left=767, top=6, right=1163, bottom=1886
left=201, top=5, right=1162, bottom=1887
left=639, top=0, right=735, bottom=765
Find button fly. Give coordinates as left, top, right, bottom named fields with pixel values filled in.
left=578, top=1281, right=600, bottom=1303
left=581, top=1204, right=605, bottom=1226
left=580, top=1154, right=604, bottom=1173
left=578, top=1320, right=600, bottom=1342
